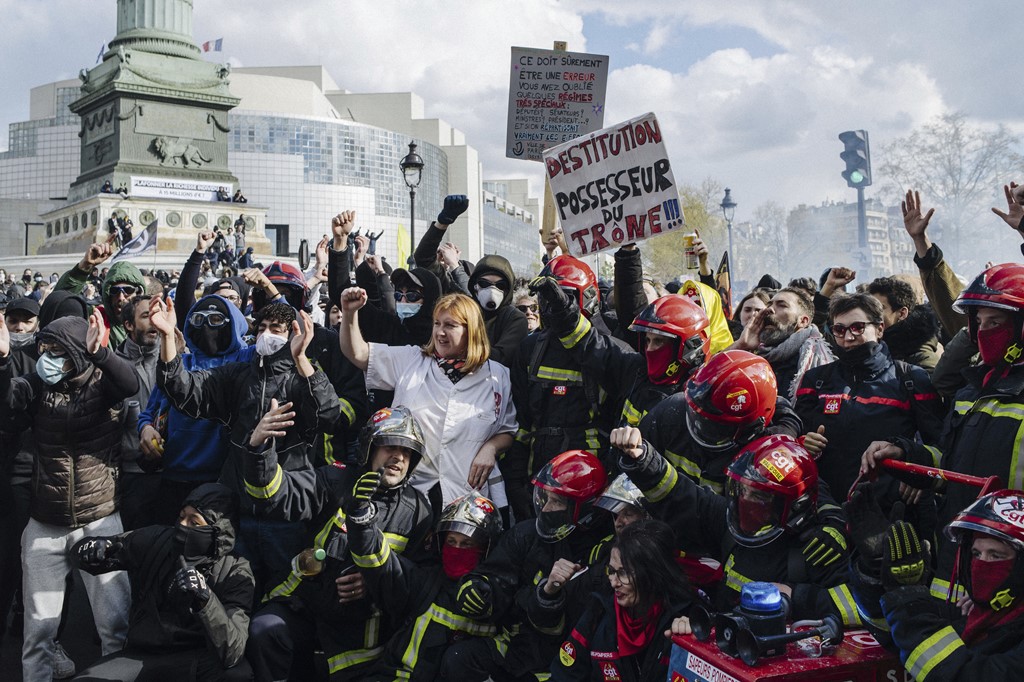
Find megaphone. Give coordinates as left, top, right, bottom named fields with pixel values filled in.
left=735, top=614, right=843, bottom=667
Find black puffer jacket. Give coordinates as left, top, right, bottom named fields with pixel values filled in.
left=72, top=483, right=255, bottom=667
left=0, top=316, right=139, bottom=527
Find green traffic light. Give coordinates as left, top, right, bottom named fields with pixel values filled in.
left=850, top=170, right=864, bottom=185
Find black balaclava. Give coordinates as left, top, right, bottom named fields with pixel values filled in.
left=191, top=297, right=235, bottom=356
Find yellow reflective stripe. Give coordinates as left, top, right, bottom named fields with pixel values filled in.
left=559, top=315, right=591, bottom=349
left=697, top=477, right=723, bottom=494
left=644, top=460, right=678, bottom=504
left=400, top=610, right=433, bottom=672
left=589, top=535, right=613, bottom=565
left=244, top=465, right=283, bottom=499
left=429, top=604, right=498, bottom=637
left=724, top=555, right=750, bottom=595
left=338, top=397, right=356, bottom=425
left=827, top=585, right=862, bottom=627
left=383, top=533, right=409, bottom=553
left=664, top=449, right=701, bottom=480
left=515, top=428, right=531, bottom=444
left=531, top=614, right=564, bottom=636
left=953, top=400, right=973, bottom=415
left=532, top=570, right=544, bottom=586
left=905, top=625, right=963, bottom=681
left=585, top=428, right=600, bottom=450
left=963, top=399, right=1024, bottom=488
left=929, top=576, right=967, bottom=601
left=322, top=433, right=338, bottom=465
left=536, top=366, right=583, bottom=383
left=327, top=646, right=383, bottom=673
left=262, top=570, right=302, bottom=602
left=534, top=674, right=551, bottom=681
left=314, top=510, right=345, bottom=549
left=922, top=444, right=942, bottom=469
left=353, top=538, right=392, bottom=569
left=622, top=400, right=644, bottom=426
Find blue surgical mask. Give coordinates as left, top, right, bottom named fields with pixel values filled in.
left=396, top=302, right=421, bottom=320
left=36, top=352, right=70, bottom=385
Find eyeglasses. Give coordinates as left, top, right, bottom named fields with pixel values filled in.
left=515, top=304, right=539, bottom=314
left=217, top=290, right=242, bottom=303
left=109, top=284, right=141, bottom=297
left=831, top=321, right=874, bottom=337
left=189, top=310, right=229, bottom=328
left=394, top=290, right=423, bottom=303
left=604, top=565, right=632, bottom=585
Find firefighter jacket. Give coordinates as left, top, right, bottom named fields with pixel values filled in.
left=347, top=518, right=499, bottom=681
left=638, top=392, right=804, bottom=493
left=243, top=440, right=436, bottom=677
left=881, top=584, right=1024, bottom=682
left=795, top=343, right=945, bottom=510
left=898, top=362, right=1024, bottom=599
left=618, top=441, right=848, bottom=618
left=550, top=591, right=689, bottom=682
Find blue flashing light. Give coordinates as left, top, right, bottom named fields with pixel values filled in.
left=740, top=581, right=783, bottom=613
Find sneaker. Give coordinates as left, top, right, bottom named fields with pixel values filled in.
left=52, top=641, right=76, bottom=680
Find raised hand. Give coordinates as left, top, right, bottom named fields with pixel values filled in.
left=0, top=313, right=9, bottom=358
left=249, top=398, right=296, bottom=447
left=901, top=190, right=934, bottom=240
left=79, top=242, right=113, bottom=270
left=196, top=231, right=216, bottom=254
left=86, top=309, right=106, bottom=354
left=331, top=211, right=356, bottom=249
left=802, top=425, right=828, bottom=456
left=437, top=195, right=469, bottom=226
left=290, top=310, right=315, bottom=361
left=340, top=287, right=368, bottom=314
left=822, top=267, right=856, bottom=296
left=544, top=558, right=583, bottom=595
left=992, top=183, right=1024, bottom=238
left=148, top=296, right=177, bottom=337
left=610, top=425, right=645, bottom=460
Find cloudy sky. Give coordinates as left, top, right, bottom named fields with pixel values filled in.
left=1, top=0, right=1019, bottom=223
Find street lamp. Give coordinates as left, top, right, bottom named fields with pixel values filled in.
left=720, top=187, right=737, bottom=279
left=399, top=141, right=424, bottom=265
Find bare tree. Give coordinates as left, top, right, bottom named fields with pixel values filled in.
left=643, top=182, right=726, bottom=283
left=879, top=112, right=1023, bottom=273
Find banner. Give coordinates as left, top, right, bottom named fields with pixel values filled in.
left=111, top=220, right=157, bottom=263
left=715, top=251, right=732, bottom=319
left=543, top=112, right=684, bottom=257
left=506, top=46, right=608, bottom=162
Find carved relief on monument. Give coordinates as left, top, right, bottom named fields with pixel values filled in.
left=151, top=136, right=212, bottom=168
left=82, top=106, right=117, bottom=145
left=166, top=212, right=182, bottom=227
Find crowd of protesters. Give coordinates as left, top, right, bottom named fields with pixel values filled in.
left=1, top=184, right=1023, bottom=681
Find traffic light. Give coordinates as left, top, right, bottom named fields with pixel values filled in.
left=839, top=130, right=871, bottom=189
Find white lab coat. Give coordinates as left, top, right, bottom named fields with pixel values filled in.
left=365, top=343, right=517, bottom=507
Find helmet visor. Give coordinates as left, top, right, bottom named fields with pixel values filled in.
left=533, top=486, right=576, bottom=541
left=685, top=401, right=737, bottom=452
left=726, top=479, right=786, bottom=547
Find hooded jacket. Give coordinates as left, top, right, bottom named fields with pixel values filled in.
left=140, top=295, right=255, bottom=482
left=882, top=304, right=941, bottom=374
left=54, top=260, right=145, bottom=347
left=0, top=316, right=139, bottom=527
left=71, top=483, right=254, bottom=667
left=468, top=254, right=528, bottom=367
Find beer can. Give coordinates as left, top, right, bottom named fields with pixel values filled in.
left=683, top=233, right=699, bottom=269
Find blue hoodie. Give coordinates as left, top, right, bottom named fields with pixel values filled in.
left=138, top=295, right=254, bottom=481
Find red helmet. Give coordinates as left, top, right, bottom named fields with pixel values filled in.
left=629, top=294, right=711, bottom=382
left=256, top=261, right=309, bottom=310
left=532, top=450, right=608, bottom=541
left=946, top=490, right=1024, bottom=609
left=954, top=264, right=1024, bottom=316
left=685, top=351, right=778, bottom=453
left=725, top=435, right=817, bottom=547
left=541, top=255, right=599, bottom=317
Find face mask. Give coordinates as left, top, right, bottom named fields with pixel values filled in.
left=978, top=325, right=1017, bottom=366
left=396, top=302, right=421, bottom=320
left=475, top=285, right=504, bottom=311
left=255, top=331, right=289, bottom=356
left=36, top=352, right=70, bottom=385
left=645, top=341, right=683, bottom=385
left=971, top=556, right=1016, bottom=605
left=9, top=332, right=34, bottom=347
left=193, top=325, right=232, bottom=356
left=174, top=524, right=217, bottom=563
left=441, top=543, right=484, bottom=580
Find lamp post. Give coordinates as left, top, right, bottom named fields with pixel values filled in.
left=720, top=187, right=737, bottom=280
left=399, top=141, right=424, bottom=265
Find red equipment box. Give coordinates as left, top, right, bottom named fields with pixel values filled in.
left=668, top=629, right=908, bottom=682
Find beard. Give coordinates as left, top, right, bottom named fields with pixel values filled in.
left=759, top=319, right=798, bottom=347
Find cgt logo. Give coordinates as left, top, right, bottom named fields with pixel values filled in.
left=992, top=495, right=1024, bottom=529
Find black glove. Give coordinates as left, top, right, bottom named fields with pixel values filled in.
left=456, top=577, right=493, bottom=619
left=529, top=276, right=574, bottom=324
left=346, top=470, right=382, bottom=525
left=801, top=524, right=848, bottom=568
left=882, top=520, right=932, bottom=590
left=170, top=563, right=212, bottom=611
left=74, top=532, right=120, bottom=569
left=437, top=195, right=469, bottom=225
left=843, top=486, right=890, bottom=579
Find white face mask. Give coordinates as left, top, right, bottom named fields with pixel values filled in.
left=255, top=331, right=289, bottom=356
left=396, top=302, right=421, bottom=320
left=475, top=285, right=504, bottom=311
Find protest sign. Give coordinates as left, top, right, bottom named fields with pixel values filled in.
left=506, top=46, right=609, bottom=162
left=543, top=112, right=685, bottom=257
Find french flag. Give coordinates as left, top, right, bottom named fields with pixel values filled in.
left=202, top=38, right=223, bottom=52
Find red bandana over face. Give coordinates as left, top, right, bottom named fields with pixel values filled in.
left=441, top=544, right=484, bottom=580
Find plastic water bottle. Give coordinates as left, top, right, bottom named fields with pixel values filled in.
left=297, top=548, right=327, bottom=576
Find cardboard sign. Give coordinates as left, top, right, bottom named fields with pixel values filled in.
left=506, top=46, right=609, bottom=162
left=543, top=112, right=684, bottom=256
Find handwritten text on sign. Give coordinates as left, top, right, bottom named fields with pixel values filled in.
left=543, top=112, right=684, bottom=256
left=506, top=47, right=609, bottom=162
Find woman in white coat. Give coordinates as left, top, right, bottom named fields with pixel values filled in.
left=339, top=289, right=516, bottom=514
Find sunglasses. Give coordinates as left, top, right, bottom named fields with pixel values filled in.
left=109, top=284, right=142, bottom=297
left=831, top=321, right=874, bottom=337
left=394, top=290, right=423, bottom=303
left=189, top=310, right=229, bottom=328
left=515, top=304, right=539, bottom=314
